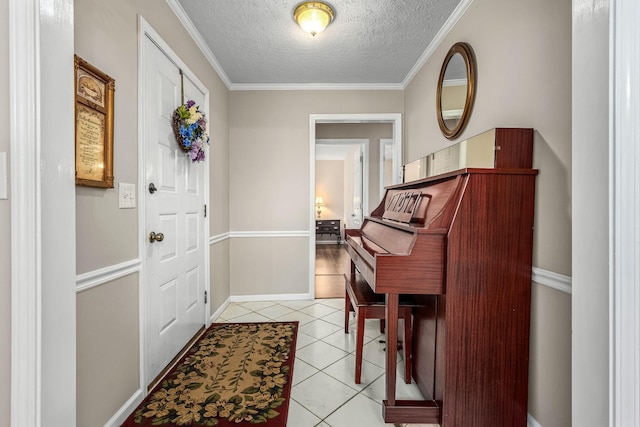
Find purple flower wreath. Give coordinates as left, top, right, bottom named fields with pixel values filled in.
left=172, top=100, right=209, bottom=162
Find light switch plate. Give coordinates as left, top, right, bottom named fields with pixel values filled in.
left=0, top=152, right=7, bottom=200
left=118, top=182, right=136, bottom=209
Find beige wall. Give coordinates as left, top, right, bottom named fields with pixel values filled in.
left=229, top=90, right=402, bottom=296
left=1, top=0, right=10, bottom=424
left=529, top=285, right=572, bottom=427
left=316, top=160, right=344, bottom=221
left=74, top=0, right=230, bottom=425
left=440, top=83, right=467, bottom=111
left=77, top=275, right=139, bottom=427
left=210, top=239, right=230, bottom=314
left=230, top=237, right=309, bottom=297
left=406, top=0, right=571, bottom=275
left=316, top=123, right=393, bottom=208
left=404, top=0, right=572, bottom=425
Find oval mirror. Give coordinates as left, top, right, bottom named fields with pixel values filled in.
left=436, top=42, right=476, bottom=140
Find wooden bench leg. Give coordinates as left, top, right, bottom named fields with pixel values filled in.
left=403, top=312, right=412, bottom=384
left=355, top=307, right=365, bottom=384
left=344, top=288, right=351, bottom=334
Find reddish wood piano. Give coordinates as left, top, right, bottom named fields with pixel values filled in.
left=345, top=128, right=537, bottom=426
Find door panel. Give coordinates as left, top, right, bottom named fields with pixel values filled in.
left=351, top=146, right=364, bottom=228
left=143, top=35, right=206, bottom=385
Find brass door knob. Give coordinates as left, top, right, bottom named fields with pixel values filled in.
left=149, top=231, right=164, bottom=243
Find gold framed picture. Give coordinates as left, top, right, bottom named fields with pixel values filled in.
left=74, top=54, right=115, bottom=188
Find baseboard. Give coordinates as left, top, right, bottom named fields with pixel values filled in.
left=103, top=387, right=144, bottom=427
left=316, top=240, right=344, bottom=245
left=230, top=292, right=313, bottom=302
left=528, top=413, right=543, bottom=427
left=210, top=296, right=231, bottom=322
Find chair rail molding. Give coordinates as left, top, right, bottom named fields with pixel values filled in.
left=76, top=259, right=142, bottom=293
left=532, top=267, right=572, bottom=294
left=230, top=230, right=310, bottom=238
left=210, top=232, right=231, bottom=245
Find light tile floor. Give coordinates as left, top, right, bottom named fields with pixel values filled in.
left=216, top=298, right=439, bottom=427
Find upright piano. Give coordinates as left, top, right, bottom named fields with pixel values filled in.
left=345, top=128, right=537, bottom=426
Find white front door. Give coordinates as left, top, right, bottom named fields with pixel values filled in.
left=142, top=34, right=207, bottom=385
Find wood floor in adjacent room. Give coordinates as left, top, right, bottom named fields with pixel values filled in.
left=315, top=244, right=352, bottom=298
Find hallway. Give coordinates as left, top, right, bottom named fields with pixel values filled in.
left=315, top=244, right=352, bottom=298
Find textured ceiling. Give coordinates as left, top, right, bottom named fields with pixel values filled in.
left=173, top=0, right=463, bottom=88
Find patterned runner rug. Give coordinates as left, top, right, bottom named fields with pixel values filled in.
left=122, top=322, right=298, bottom=426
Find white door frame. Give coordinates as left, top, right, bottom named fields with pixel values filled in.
left=137, top=16, right=211, bottom=390
left=308, top=113, right=402, bottom=297
left=610, top=0, right=640, bottom=425
left=10, top=1, right=76, bottom=426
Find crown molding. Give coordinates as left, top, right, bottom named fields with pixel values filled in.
left=402, top=0, right=475, bottom=88
left=229, top=82, right=404, bottom=91
left=165, top=0, right=232, bottom=89
left=443, top=78, right=467, bottom=87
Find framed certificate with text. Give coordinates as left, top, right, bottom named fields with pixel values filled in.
left=74, top=54, right=115, bottom=188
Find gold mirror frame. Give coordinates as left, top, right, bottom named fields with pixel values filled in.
left=436, top=42, right=476, bottom=140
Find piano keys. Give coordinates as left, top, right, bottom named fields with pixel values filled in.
left=345, top=128, right=537, bottom=426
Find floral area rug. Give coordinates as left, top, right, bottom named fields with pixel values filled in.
left=122, top=322, right=298, bottom=427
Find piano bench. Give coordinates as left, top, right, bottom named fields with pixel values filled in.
left=343, top=273, right=415, bottom=385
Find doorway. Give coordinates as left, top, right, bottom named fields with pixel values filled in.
left=308, top=114, right=403, bottom=299
left=315, top=139, right=368, bottom=298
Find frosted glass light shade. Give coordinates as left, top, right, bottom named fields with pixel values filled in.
left=294, top=2, right=334, bottom=36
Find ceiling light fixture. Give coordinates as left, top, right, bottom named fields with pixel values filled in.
left=293, top=2, right=335, bottom=37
